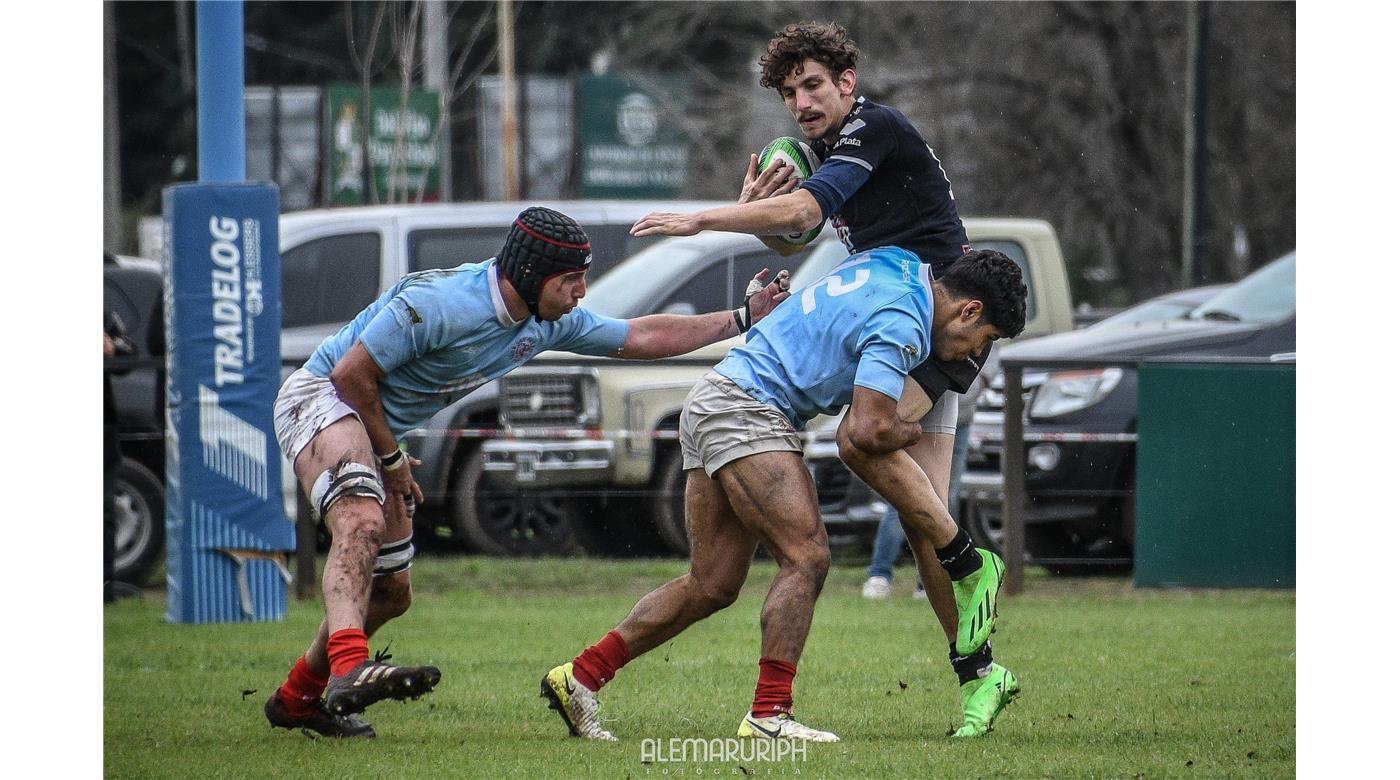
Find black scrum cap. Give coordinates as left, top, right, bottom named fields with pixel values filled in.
left=499, top=207, right=592, bottom=316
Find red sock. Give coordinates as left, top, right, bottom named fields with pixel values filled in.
left=276, top=655, right=329, bottom=717
left=571, top=630, right=631, bottom=692
left=751, top=657, right=797, bottom=718
left=326, top=628, right=369, bottom=677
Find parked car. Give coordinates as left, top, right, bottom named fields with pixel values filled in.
left=481, top=218, right=1076, bottom=555
left=103, top=253, right=166, bottom=583
left=961, top=253, right=1296, bottom=569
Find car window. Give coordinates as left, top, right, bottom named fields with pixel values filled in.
left=408, top=223, right=663, bottom=282
left=972, top=241, right=1036, bottom=322
left=788, top=239, right=858, bottom=289
left=1091, top=300, right=1193, bottom=329
left=653, top=248, right=788, bottom=315
left=409, top=227, right=509, bottom=271
left=1189, top=252, right=1296, bottom=324
left=583, top=242, right=708, bottom=319
left=585, top=225, right=666, bottom=281
left=282, top=232, right=381, bottom=328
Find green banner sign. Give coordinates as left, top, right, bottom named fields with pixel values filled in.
left=325, top=83, right=442, bottom=205
left=578, top=74, right=689, bottom=198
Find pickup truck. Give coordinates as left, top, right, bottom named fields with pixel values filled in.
left=479, top=219, right=1075, bottom=555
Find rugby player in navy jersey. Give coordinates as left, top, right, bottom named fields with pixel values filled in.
left=262, top=207, right=790, bottom=738
left=631, top=21, right=1018, bottom=737
left=542, top=249, right=1025, bottom=742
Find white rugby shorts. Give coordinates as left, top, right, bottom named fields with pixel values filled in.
left=273, top=368, right=362, bottom=464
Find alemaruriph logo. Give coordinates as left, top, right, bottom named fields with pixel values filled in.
left=639, top=738, right=807, bottom=775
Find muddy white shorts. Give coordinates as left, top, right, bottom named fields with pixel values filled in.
left=273, top=368, right=362, bottom=464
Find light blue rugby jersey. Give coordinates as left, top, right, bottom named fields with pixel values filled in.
left=304, top=259, right=629, bottom=438
left=714, top=246, right=934, bottom=429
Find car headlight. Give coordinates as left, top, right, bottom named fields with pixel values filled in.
left=577, top=374, right=601, bottom=426
left=1028, top=367, right=1123, bottom=419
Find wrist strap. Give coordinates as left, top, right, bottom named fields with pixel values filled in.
left=733, top=307, right=749, bottom=334
left=378, top=448, right=406, bottom=471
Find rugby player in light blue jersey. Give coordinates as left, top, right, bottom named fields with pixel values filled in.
left=631, top=21, right=1021, bottom=739
left=263, top=207, right=791, bottom=738
left=543, top=248, right=1025, bottom=743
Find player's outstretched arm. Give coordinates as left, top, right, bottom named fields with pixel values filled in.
left=630, top=189, right=823, bottom=239
left=613, top=269, right=791, bottom=359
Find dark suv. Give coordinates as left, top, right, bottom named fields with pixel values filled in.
left=961, top=252, right=1296, bottom=568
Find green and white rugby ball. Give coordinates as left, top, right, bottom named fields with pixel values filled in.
left=757, top=136, right=823, bottom=246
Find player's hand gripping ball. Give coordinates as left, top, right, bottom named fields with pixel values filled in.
left=758, top=136, right=823, bottom=246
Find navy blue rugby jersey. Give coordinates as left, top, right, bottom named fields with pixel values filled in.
left=800, top=96, right=970, bottom=275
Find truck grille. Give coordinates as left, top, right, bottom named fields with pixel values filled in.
left=501, top=373, right=586, bottom=428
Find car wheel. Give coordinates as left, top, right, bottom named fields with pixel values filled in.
left=651, top=448, right=689, bottom=555
left=111, top=458, right=165, bottom=585
left=964, top=500, right=1004, bottom=557
left=450, top=447, right=584, bottom=556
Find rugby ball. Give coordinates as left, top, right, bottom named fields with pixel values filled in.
left=757, top=136, right=823, bottom=246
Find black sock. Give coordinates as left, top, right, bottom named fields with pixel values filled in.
left=936, top=529, right=982, bottom=581
left=949, top=641, right=994, bottom=685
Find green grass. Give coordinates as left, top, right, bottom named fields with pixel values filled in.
left=104, top=556, right=1295, bottom=778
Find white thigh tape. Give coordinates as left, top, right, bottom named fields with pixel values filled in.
left=374, top=535, right=415, bottom=576
left=309, top=462, right=386, bottom=520
left=921, top=390, right=959, bottom=434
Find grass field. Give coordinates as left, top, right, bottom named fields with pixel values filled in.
left=103, top=556, right=1295, bottom=778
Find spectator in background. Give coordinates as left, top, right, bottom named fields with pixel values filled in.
left=104, top=310, right=135, bottom=604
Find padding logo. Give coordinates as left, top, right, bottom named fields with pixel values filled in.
left=198, top=384, right=270, bottom=499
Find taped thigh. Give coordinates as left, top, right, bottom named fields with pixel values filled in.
left=309, top=462, right=386, bottom=521
left=374, top=534, right=415, bottom=577
left=920, top=390, right=959, bottom=434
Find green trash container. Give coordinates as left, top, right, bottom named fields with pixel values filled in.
left=1134, top=361, right=1295, bottom=588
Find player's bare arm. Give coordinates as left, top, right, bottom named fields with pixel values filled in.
left=630, top=188, right=822, bottom=239
left=841, top=385, right=923, bottom=454
left=329, top=342, right=424, bottom=506
left=614, top=269, right=791, bottom=359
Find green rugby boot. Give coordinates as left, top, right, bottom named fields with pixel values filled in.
left=950, top=548, right=1005, bottom=656
left=952, top=663, right=1020, bottom=738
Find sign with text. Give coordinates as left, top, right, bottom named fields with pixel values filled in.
left=578, top=74, right=689, bottom=198
left=163, top=183, right=292, bottom=623
left=325, top=84, right=442, bottom=205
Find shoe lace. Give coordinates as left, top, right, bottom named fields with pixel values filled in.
left=372, top=642, right=394, bottom=664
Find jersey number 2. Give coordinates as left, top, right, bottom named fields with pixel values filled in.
left=801, top=267, right=871, bottom=314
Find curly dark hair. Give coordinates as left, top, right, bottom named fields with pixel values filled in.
left=759, top=22, right=860, bottom=90
left=938, top=249, right=1028, bottom=338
